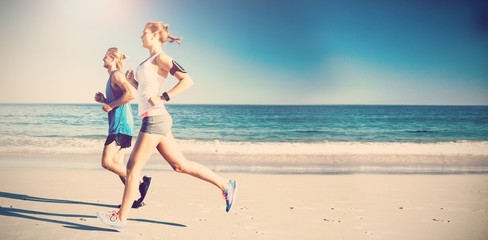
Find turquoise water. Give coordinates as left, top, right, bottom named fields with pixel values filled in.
left=0, top=104, right=487, bottom=143
left=171, top=104, right=488, bottom=143
left=1, top=104, right=487, bottom=173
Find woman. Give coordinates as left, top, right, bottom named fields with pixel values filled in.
left=97, top=22, right=237, bottom=231
left=94, top=47, right=151, bottom=209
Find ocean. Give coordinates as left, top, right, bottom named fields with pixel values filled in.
left=1, top=104, right=487, bottom=173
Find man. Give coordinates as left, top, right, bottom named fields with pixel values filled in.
left=95, top=47, right=151, bottom=208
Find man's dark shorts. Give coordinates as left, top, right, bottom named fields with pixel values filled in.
left=104, top=134, right=132, bottom=148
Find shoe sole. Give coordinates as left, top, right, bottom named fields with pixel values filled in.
left=117, top=201, right=145, bottom=209
left=138, top=176, right=152, bottom=203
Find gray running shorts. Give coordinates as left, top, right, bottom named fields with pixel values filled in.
left=140, top=114, right=173, bottom=136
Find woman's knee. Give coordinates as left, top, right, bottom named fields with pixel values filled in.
left=171, top=162, right=186, bottom=173
left=171, top=160, right=192, bottom=173
left=126, top=161, right=136, bottom=176
left=126, top=158, right=142, bottom=177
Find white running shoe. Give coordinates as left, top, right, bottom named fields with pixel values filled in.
left=96, top=211, right=125, bottom=232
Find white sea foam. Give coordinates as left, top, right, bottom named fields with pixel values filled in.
left=176, top=140, right=488, bottom=156
left=1, top=136, right=487, bottom=173
left=0, top=136, right=101, bottom=154
left=1, top=136, right=488, bottom=156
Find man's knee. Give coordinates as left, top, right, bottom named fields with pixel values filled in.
left=101, top=159, right=112, bottom=170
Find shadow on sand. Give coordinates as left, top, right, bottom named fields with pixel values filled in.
left=0, top=191, right=117, bottom=208
left=0, top=191, right=187, bottom=232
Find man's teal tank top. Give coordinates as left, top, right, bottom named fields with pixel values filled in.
left=106, top=70, right=134, bottom=136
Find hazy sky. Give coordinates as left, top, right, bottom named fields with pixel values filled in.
left=0, top=0, right=487, bottom=105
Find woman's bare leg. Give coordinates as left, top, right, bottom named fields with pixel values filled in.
left=156, top=132, right=228, bottom=191
left=118, top=132, right=163, bottom=222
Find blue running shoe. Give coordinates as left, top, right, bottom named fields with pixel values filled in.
left=222, top=180, right=237, bottom=212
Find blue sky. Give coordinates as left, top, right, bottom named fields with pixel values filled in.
left=0, top=0, right=487, bottom=105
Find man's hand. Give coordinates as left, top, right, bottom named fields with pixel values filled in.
left=94, top=92, right=106, bottom=103
left=102, top=104, right=113, bottom=112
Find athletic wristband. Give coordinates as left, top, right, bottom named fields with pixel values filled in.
left=162, top=92, right=170, bottom=101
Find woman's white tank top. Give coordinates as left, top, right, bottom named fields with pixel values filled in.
left=135, top=53, right=168, bottom=117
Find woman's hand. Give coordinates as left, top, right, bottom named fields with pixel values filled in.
left=125, top=69, right=138, bottom=89
left=94, top=92, right=106, bottom=103
left=125, top=69, right=134, bottom=81
left=147, top=95, right=164, bottom=106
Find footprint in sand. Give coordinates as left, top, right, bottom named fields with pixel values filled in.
left=432, top=218, right=451, bottom=223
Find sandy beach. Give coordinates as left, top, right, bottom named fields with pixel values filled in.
left=1, top=0, right=488, bottom=237
left=1, top=167, right=487, bottom=240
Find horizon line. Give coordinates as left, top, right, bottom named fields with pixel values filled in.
left=1, top=102, right=487, bottom=107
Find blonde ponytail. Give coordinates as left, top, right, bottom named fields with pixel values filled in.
left=145, top=21, right=183, bottom=45
left=167, top=34, right=183, bottom=45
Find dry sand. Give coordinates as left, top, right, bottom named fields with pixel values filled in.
left=1, top=168, right=487, bottom=240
